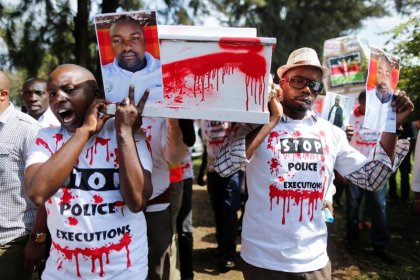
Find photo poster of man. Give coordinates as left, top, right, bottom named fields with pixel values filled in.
left=364, top=46, right=400, bottom=133
left=327, top=51, right=365, bottom=87
left=321, top=91, right=355, bottom=129
left=94, top=11, right=164, bottom=105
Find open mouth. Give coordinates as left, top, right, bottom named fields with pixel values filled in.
left=57, top=108, right=75, bottom=124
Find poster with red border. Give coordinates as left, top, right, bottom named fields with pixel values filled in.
left=364, top=47, right=400, bottom=132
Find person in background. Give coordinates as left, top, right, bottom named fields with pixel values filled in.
left=214, top=47, right=413, bottom=279
left=0, top=69, right=41, bottom=280
left=411, top=136, right=420, bottom=216
left=200, top=120, right=244, bottom=272
left=345, top=90, right=394, bottom=263
left=21, top=77, right=60, bottom=277
left=21, top=78, right=60, bottom=127
left=327, top=95, right=343, bottom=128
left=177, top=149, right=195, bottom=280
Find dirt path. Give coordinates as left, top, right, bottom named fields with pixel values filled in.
left=191, top=184, right=243, bottom=279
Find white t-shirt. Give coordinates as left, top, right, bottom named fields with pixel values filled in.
left=38, top=107, right=60, bottom=128
left=102, top=52, right=163, bottom=103
left=241, top=116, right=367, bottom=272
left=201, top=120, right=230, bottom=171
left=141, top=117, right=171, bottom=212
left=349, top=108, right=381, bottom=157
left=26, top=120, right=152, bottom=279
left=182, top=148, right=194, bottom=180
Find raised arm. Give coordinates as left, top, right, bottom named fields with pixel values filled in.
left=115, top=87, right=153, bottom=212
left=215, top=89, right=283, bottom=177
left=25, top=99, right=111, bottom=206
left=343, top=90, right=413, bottom=191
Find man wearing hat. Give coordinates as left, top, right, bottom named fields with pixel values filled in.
left=214, top=47, right=413, bottom=278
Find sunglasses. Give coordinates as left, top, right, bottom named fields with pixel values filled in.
left=282, top=76, right=323, bottom=94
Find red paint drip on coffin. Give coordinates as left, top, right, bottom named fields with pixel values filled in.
left=53, top=233, right=132, bottom=277
left=162, top=43, right=267, bottom=111
left=269, top=185, right=324, bottom=225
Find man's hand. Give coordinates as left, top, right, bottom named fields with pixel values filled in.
left=82, top=99, right=113, bottom=137
left=392, top=90, right=414, bottom=128
left=23, top=238, right=46, bottom=274
left=268, top=84, right=283, bottom=122
left=344, top=125, right=354, bottom=142
left=115, top=86, right=149, bottom=134
left=323, top=200, right=334, bottom=216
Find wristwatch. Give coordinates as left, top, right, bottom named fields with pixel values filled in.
left=30, top=232, right=48, bottom=244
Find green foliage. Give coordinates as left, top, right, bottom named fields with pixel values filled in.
left=200, top=0, right=388, bottom=71
left=386, top=16, right=420, bottom=119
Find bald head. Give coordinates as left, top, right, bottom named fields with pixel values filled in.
left=0, top=70, right=11, bottom=92
left=48, top=64, right=98, bottom=95
left=50, top=64, right=97, bottom=84
left=48, top=64, right=99, bottom=132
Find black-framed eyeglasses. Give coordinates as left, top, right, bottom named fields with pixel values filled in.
left=282, top=76, right=323, bottom=94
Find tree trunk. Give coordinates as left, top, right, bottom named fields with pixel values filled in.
left=75, top=0, right=89, bottom=67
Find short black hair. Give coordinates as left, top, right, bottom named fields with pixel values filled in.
left=112, top=15, right=142, bottom=29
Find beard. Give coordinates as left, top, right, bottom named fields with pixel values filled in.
left=375, top=85, right=392, bottom=104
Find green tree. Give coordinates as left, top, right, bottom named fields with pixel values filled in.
left=387, top=16, right=420, bottom=119
left=197, top=0, right=388, bottom=71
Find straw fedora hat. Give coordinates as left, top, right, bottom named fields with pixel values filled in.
left=277, top=47, right=329, bottom=78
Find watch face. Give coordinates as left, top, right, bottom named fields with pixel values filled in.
left=35, top=233, right=47, bottom=243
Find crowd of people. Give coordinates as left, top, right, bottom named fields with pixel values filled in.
left=0, top=14, right=418, bottom=280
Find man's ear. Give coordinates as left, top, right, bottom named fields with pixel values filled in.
left=0, top=89, right=9, bottom=101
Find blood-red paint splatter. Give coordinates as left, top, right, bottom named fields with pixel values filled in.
left=53, top=133, right=63, bottom=149
left=67, top=217, right=78, bottom=226
left=52, top=233, right=132, bottom=277
left=85, top=137, right=111, bottom=165
left=114, top=201, right=126, bottom=216
left=269, top=184, right=323, bottom=224
left=292, top=131, right=302, bottom=137
left=162, top=51, right=267, bottom=111
left=36, top=138, right=53, bottom=155
left=269, top=158, right=281, bottom=175
left=59, top=188, right=74, bottom=205
left=93, top=195, right=104, bottom=204
left=218, top=37, right=264, bottom=52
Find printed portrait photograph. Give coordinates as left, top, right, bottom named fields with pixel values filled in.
left=364, top=47, right=400, bottom=132
left=94, top=11, right=163, bottom=104
left=321, top=91, right=355, bottom=129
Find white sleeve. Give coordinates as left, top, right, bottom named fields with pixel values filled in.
left=25, top=128, right=55, bottom=168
